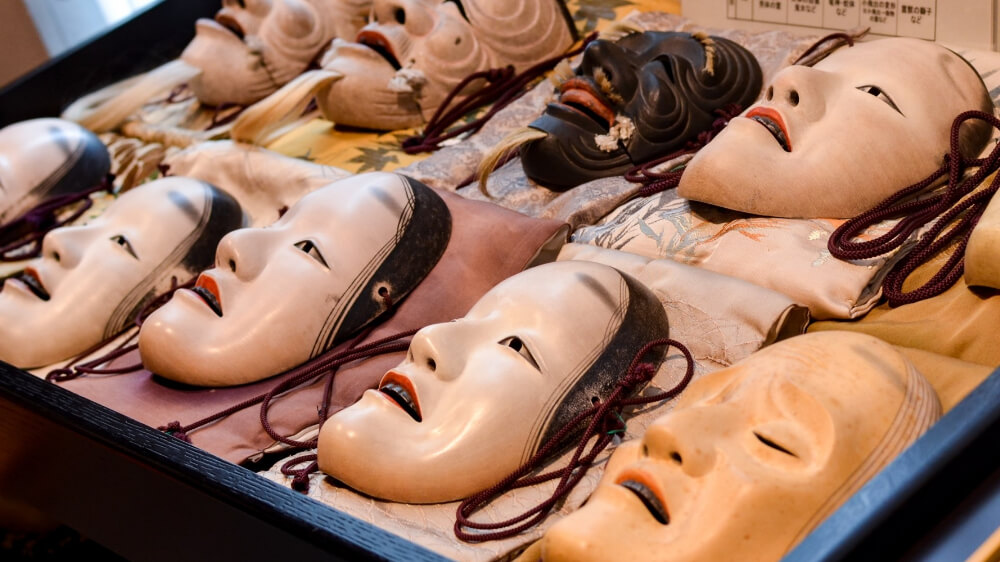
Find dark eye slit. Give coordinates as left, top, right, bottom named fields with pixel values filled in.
left=754, top=432, right=797, bottom=457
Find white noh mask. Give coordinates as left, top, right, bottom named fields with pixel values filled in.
left=317, top=260, right=671, bottom=503
left=539, top=331, right=941, bottom=561
left=139, top=172, right=451, bottom=387
left=678, top=38, right=993, bottom=218
left=0, top=178, right=243, bottom=368
left=317, top=0, right=575, bottom=130
left=181, top=0, right=372, bottom=106
left=0, top=118, right=110, bottom=223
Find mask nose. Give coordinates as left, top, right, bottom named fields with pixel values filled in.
left=579, top=40, right=638, bottom=101
left=641, top=410, right=717, bottom=478
left=406, top=322, right=458, bottom=381
left=41, top=226, right=94, bottom=270
left=214, top=228, right=267, bottom=282
left=763, top=65, right=828, bottom=122
left=372, top=0, right=434, bottom=33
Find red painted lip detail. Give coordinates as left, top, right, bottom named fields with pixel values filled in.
left=356, top=30, right=401, bottom=70
left=214, top=13, right=245, bottom=40
left=193, top=274, right=223, bottom=316
left=615, top=467, right=670, bottom=524
left=378, top=370, right=422, bottom=422
left=557, top=77, right=615, bottom=128
left=746, top=106, right=792, bottom=151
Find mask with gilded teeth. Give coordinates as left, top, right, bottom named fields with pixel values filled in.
left=181, top=0, right=372, bottom=106
left=0, top=177, right=244, bottom=369
left=316, top=260, right=670, bottom=504
left=518, top=31, right=763, bottom=190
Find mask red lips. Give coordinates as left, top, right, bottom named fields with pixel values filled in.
left=616, top=468, right=670, bottom=524
left=191, top=274, right=223, bottom=317
left=357, top=30, right=402, bottom=71
left=746, top=106, right=792, bottom=152
left=17, top=267, right=50, bottom=301
left=557, top=77, right=615, bottom=130
left=379, top=370, right=422, bottom=422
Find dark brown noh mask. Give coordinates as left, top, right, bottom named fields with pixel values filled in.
left=520, top=31, right=763, bottom=190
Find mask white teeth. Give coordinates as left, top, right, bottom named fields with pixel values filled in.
left=380, top=382, right=421, bottom=422
left=751, top=115, right=790, bottom=152
left=620, top=480, right=670, bottom=524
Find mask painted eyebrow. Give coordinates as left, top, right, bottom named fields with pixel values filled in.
left=110, top=234, right=139, bottom=259
left=444, top=0, right=469, bottom=22
left=857, top=85, right=903, bottom=115
left=500, top=335, right=541, bottom=371
left=294, top=239, right=328, bottom=268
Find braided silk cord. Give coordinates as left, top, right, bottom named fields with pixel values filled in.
left=453, top=338, right=695, bottom=542
left=0, top=174, right=115, bottom=262
left=828, top=110, right=1000, bottom=306
left=401, top=33, right=599, bottom=155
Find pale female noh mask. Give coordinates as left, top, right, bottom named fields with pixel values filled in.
left=313, top=0, right=576, bottom=130
left=181, top=0, right=372, bottom=106
left=317, top=260, right=670, bottom=503
left=677, top=37, right=994, bottom=218
left=0, top=178, right=244, bottom=369
left=0, top=118, right=110, bottom=223
left=516, top=30, right=762, bottom=190
left=536, top=331, right=941, bottom=562
left=138, top=172, right=451, bottom=387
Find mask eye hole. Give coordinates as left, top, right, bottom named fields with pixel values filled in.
left=857, top=85, right=903, bottom=115
left=499, top=336, right=540, bottom=370
left=110, top=234, right=138, bottom=259
left=753, top=431, right=798, bottom=458
left=294, top=239, right=328, bottom=268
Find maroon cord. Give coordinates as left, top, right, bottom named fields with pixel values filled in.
left=454, top=338, right=695, bottom=542
left=828, top=110, right=1000, bottom=306
left=46, top=276, right=194, bottom=382
left=401, top=33, right=599, bottom=155
left=624, top=104, right=744, bottom=197
left=791, top=31, right=861, bottom=66
left=0, top=174, right=115, bottom=262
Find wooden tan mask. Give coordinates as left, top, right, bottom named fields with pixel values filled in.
left=0, top=118, right=110, bottom=224
left=678, top=38, right=992, bottom=218
left=138, top=173, right=450, bottom=387
left=181, top=0, right=371, bottom=106
left=316, top=0, right=575, bottom=130
left=316, top=260, right=670, bottom=503
left=538, top=331, right=941, bottom=562
left=0, top=178, right=243, bottom=368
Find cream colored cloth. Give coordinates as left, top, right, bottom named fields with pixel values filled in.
left=965, top=177, right=1000, bottom=289
left=260, top=245, right=808, bottom=561
left=572, top=190, right=906, bottom=319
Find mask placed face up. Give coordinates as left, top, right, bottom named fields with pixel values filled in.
left=0, top=118, right=110, bottom=224
left=519, top=31, right=762, bottom=190
left=678, top=38, right=993, bottom=219
left=181, top=0, right=372, bottom=106
left=538, top=331, right=941, bottom=562
left=138, top=172, right=451, bottom=387
left=317, top=260, right=670, bottom=503
left=0, top=178, right=243, bottom=368
left=316, top=0, right=575, bottom=130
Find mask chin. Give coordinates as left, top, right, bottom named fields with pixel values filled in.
left=520, top=116, right=633, bottom=190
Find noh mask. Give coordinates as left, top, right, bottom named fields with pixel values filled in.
left=678, top=38, right=994, bottom=219
left=316, top=0, right=575, bottom=130
left=138, top=172, right=451, bottom=387
left=518, top=31, right=762, bottom=190
left=181, top=0, right=372, bottom=106
left=317, top=260, right=670, bottom=503
left=0, top=118, right=110, bottom=224
left=537, top=331, right=940, bottom=562
left=0, top=178, right=243, bottom=369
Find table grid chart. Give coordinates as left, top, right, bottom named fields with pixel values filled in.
left=726, top=0, right=937, bottom=39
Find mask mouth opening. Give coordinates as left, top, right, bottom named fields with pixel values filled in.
left=191, top=274, right=223, bottom=317
left=16, top=267, right=51, bottom=301
left=556, top=78, right=615, bottom=131
left=214, top=13, right=246, bottom=41
left=747, top=107, right=792, bottom=152
left=379, top=371, right=422, bottom=422
left=619, top=479, right=670, bottom=525
left=356, top=30, right=403, bottom=71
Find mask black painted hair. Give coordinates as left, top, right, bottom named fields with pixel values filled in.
left=521, top=31, right=763, bottom=190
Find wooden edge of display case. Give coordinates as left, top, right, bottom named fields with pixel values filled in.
left=0, top=363, right=447, bottom=562
left=0, top=0, right=219, bottom=127
left=785, top=367, right=1000, bottom=561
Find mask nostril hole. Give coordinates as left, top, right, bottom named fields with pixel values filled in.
left=788, top=90, right=799, bottom=106
left=52, top=251, right=60, bottom=262
left=394, top=7, right=405, bottom=24
left=765, top=86, right=773, bottom=101
left=378, top=286, right=389, bottom=297
left=642, top=444, right=649, bottom=457
left=427, top=358, right=436, bottom=371
left=228, top=259, right=236, bottom=272
left=670, top=452, right=682, bottom=464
